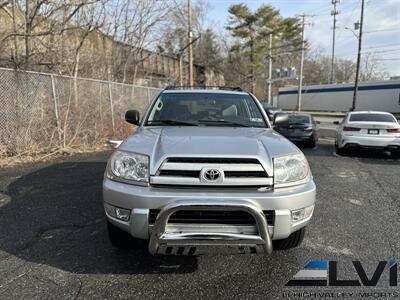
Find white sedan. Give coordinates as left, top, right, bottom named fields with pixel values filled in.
left=335, top=111, right=400, bottom=156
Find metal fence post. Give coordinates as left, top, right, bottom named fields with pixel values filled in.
left=131, top=85, right=135, bottom=106
left=108, top=82, right=116, bottom=138
left=51, top=75, right=61, bottom=143
left=147, top=87, right=151, bottom=104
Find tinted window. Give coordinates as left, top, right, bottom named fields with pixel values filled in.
left=146, top=92, right=267, bottom=127
left=349, top=113, right=396, bottom=123
left=288, top=115, right=310, bottom=124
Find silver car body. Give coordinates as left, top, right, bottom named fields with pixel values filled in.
left=336, top=111, right=400, bottom=151
left=103, top=89, right=316, bottom=255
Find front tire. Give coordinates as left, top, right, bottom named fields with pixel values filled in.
left=392, top=150, right=400, bottom=158
left=273, top=228, right=306, bottom=250
left=107, top=221, right=134, bottom=249
left=335, top=141, right=347, bottom=156
left=307, top=139, right=316, bottom=148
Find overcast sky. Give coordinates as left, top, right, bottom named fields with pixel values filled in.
left=207, top=0, right=400, bottom=78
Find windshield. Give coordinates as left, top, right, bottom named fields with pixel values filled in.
left=146, top=92, right=267, bottom=127
left=288, top=115, right=310, bottom=124
left=349, top=113, right=396, bottom=123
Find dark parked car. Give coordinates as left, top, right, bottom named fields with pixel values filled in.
left=274, top=113, right=318, bottom=147
left=261, top=102, right=282, bottom=121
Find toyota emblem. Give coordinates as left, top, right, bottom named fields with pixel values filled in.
left=205, top=169, right=221, bottom=181
left=200, top=167, right=224, bottom=183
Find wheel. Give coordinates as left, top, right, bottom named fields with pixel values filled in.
left=307, top=139, right=316, bottom=148
left=273, top=227, right=306, bottom=250
left=335, top=141, right=347, bottom=156
left=392, top=150, right=400, bottom=158
left=107, top=221, right=134, bottom=249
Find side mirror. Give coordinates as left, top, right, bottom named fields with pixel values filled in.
left=333, top=121, right=340, bottom=125
left=273, top=112, right=289, bottom=126
left=125, top=110, right=140, bottom=125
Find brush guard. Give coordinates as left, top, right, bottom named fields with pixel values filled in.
left=148, top=200, right=273, bottom=255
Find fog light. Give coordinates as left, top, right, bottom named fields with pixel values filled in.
left=115, top=208, right=130, bottom=221
left=104, top=203, right=130, bottom=221
left=292, top=205, right=314, bottom=223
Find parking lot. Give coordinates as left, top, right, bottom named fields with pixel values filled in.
left=1, top=141, right=400, bottom=299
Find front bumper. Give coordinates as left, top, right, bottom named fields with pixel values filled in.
left=103, top=179, right=316, bottom=254
left=287, top=135, right=314, bottom=143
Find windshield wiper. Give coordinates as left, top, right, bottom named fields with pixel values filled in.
left=147, top=119, right=199, bottom=126
left=198, top=119, right=251, bottom=127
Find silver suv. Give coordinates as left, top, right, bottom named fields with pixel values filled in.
left=103, top=87, right=316, bottom=255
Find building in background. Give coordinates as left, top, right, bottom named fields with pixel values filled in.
left=278, top=80, right=400, bottom=113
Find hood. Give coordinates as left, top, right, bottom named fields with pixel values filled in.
left=118, top=126, right=300, bottom=175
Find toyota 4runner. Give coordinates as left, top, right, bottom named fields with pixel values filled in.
left=103, top=87, right=316, bottom=255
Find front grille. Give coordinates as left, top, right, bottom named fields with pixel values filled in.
left=158, top=170, right=268, bottom=178
left=159, top=170, right=199, bottom=177
left=224, top=171, right=268, bottom=178
left=149, top=209, right=274, bottom=226
left=151, top=157, right=272, bottom=187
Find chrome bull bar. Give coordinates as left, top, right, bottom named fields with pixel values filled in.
left=148, top=200, right=273, bottom=255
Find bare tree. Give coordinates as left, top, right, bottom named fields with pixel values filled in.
left=360, top=52, right=390, bottom=81
left=103, top=0, right=171, bottom=84
left=0, top=1, right=100, bottom=69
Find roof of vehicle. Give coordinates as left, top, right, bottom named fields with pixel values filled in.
left=289, top=113, right=311, bottom=117
left=349, top=111, right=393, bottom=115
left=162, top=89, right=248, bottom=95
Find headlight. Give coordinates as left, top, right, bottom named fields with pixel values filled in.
left=274, top=153, right=310, bottom=187
left=108, top=150, right=149, bottom=184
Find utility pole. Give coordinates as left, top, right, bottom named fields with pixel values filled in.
left=188, top=0, right=194, bottom=87
left=177, top=36, right=200, bottom=86
left=267, top=33, right=272, bottom=104
left=330, top=0, right=340, bottom=83
left=179, top=54, right=184, bottom=86
left=351, top=0, right=365, bottom=111
left=296, top=14, right=312, bottom=112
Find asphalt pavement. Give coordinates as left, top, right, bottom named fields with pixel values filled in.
left=1, top=142, right=400, bottom=299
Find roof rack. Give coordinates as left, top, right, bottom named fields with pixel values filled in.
left=164, top=86, right=245, bottom=92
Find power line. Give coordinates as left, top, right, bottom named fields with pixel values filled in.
left=362, top=48, right=400, bottom=54
left=364, top=27, right=400, bottom=34
left=364, top=43, right=400, bottom=50
left=335, top=45, right=400, bottom=57
left=312, top=0, right=355, bottom=17
left=372, top=58, right=400, bottom=61
left=307, top=2, right=332, bottom=15
left=335, top=0, right=361, bottom=41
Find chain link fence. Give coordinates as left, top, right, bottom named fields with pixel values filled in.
left=0, top=68, right=162, bottom=157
